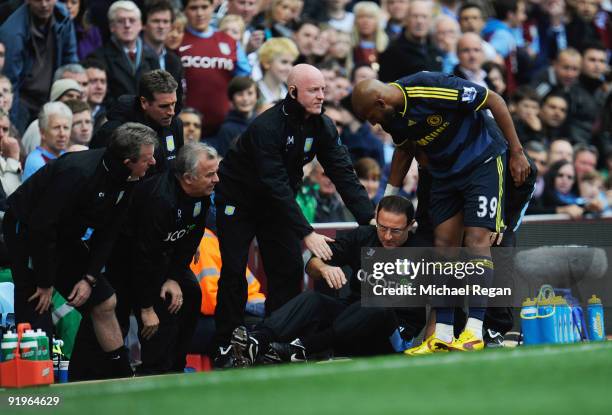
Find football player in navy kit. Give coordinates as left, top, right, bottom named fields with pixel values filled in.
left=352, top=72, right=530, bottom=354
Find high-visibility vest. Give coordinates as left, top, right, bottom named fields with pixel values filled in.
left=190, top=229, right=265, bottom=316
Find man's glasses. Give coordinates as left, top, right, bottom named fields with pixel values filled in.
left=376, top=223, right=408, bottom=235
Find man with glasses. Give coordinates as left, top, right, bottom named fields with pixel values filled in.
left=230, top=196, right=426, bottom=366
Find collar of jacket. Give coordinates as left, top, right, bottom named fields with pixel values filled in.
left=281, top=94, right=326, bottom=123
left=102, top=150, right=133, bottom=183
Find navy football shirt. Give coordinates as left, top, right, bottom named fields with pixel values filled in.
left=387, top=72, right=507, bottom=178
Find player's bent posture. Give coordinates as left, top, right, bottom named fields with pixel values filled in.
left=352, top=72, right=530, bottom=354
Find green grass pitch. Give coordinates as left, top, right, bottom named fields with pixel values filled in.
left=2, top=342, right=611, bottom=415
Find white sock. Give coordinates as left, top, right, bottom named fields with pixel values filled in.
left=465, top=317, right=484, bottom=339
left=434, top=323, right=454, bottom=343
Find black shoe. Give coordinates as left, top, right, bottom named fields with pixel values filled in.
left=484, top=329, right=505, bottom=348
left=263, top=338, right=307, bottom=364
left=231, top=326, right=260, bottom=367
left=212, top=345, right=236, bottom=369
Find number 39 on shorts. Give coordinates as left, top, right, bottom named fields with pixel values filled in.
left=477, top=196, right=498, bottom=218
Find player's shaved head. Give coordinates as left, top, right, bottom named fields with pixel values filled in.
left=352, top=79, right=395, bottom=122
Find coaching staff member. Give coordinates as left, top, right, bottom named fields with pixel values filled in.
left=3, top=122, right=158, bottom=378
left=90, top=69, right=183, bottom=176
left=213, top=63, right=374, bottom=366
left=118, top=142, right=219, bottom=374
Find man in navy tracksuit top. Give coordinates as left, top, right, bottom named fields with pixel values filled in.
left=213, top=64, right=374, bottom=367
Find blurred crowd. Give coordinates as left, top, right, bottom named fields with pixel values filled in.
left=0, top=0, right=611, bottom=222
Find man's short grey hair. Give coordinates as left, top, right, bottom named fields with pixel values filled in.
left=175, top=142, right=218, bottom=178
left=108, top=122, right=158, bottom=161
left=39, top=102, right=73, bottom=131
left=108, top=1, right=141, bottom=22
left=53, top=64, right=86, bottom=83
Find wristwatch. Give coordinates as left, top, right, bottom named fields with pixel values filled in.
left=82, top=275, right=97, bottom=288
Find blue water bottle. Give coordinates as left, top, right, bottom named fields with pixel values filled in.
left=520, top=298, right=540, bottom=345
left=538, top=297, right=557, bottom=344
left=555, top=296, right=571, bottom=343
left=587, top=295, right=605, bottom=341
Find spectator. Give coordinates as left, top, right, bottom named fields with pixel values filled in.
left=533, top=159, right=585, bottom=217
left=90, top=69, right=183, bottom=177
left=179, top=107, right=203, bottom=144
left=178, top=0, right=251, bottom=136
left=225, top=0, right=265, bottom=53
left=378, top=0, right=443, bottom=82
left=531, top=0, right=568, bottom=72
left=566, top=0, right=611, bottom=52
left=453, top=33, right=486, bottom=86
left=385, top=0, right=410, bottom=41
left=263, top=0, right=297, bottom=39
left=351, top=63, right=378, bottom=86
left=292, top=19, right=320, bottom=65
left=481, top=0, right=528, bottom=94
left=64, top=99, right=93, bottom=147
left=512, top=86, right=545, bottom=144
left=60, top=0, right=103, bottom=60
left=538, top=91, right=569, bottom=142
left=0, top=75, right=14, bottom=117
left=578, top=41, right=610, bottom=108
left=298, top=160, right=350, bottom=223
left=326, top=30, right=352, bottom=74
left=219, top=13, right=246, bottom=42
left=21, top=78, right=83, bottom=156
left=23, top=102, right=72, bottom=181
left=340, top=95, right=385, bottom=169
left=578, top=170, right=610, bottom=214
left=531, top=48, right=599, bottom=143
left=434, top=14, right=460, bottom=74
left=525, top=140, right=548, bottom=199
left=482, top=61, right=508, bottom=101
left=257, top=37, right=299, bottom=105
left=164, top=10, right=187, bottom=51
left=457, top=2, right=500, bottom=63
left=0, top=0, right=77, bottom=133
left=351, top=2, right=388, bottom=68
left=0, top=109, right=21, bottom=200
left=89, top=1, right=160, bottom=107
left=82, top=59, right=109, bottom=131
left=322, top=0, right=353, bottom=33
left=549, top=138, right=574, bottom=164
left=354, top=157, right=381, bottom=203
left=574, top=143, right=599, bottom=180
left=54, top=63, right=89, bottom=103
left=208, top=76, right=258, bottom=157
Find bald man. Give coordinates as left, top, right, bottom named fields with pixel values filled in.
left=454, top=33, right=487, bottom=86
left=352, top=72, right=530, bottom=354
left=213, top=64, right=373, bottom=368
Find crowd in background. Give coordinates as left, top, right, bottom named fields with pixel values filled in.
left=0, top=0, right=611, bottom=225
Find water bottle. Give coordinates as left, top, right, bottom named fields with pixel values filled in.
left=554, top=296, right=570, bottom=343
left=1, top=330, right=18, bottom=361
left=587, top=295, right=605, bottom=341
left=520, top=298, right=540, bottom=345
left=35, top=329, right=50, bottom=360
left=538, top=297, right=557, bottom=344
left=20, top=329, right=39, bottom=360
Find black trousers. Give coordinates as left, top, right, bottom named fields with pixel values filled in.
left=214, top=194, right=303, bottom=345
left=2, top=211, right=117, bottom=380
left=260, top=291, right=426, bottom=356
left=135, top=276, right=201, bottom=375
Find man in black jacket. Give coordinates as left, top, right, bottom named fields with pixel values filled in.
left=109, top=142, right=218, bottom=374
left=231, top=196, right=425, bottom=365
left=378, top=0, right=443, bottom=82
left=88, top=1, right=159, bottom=108
left=213, top=63, right=374, bottom=367
left=3, top=122, right=158, bottom=378
left=90, top=69, right=183, bottom=176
